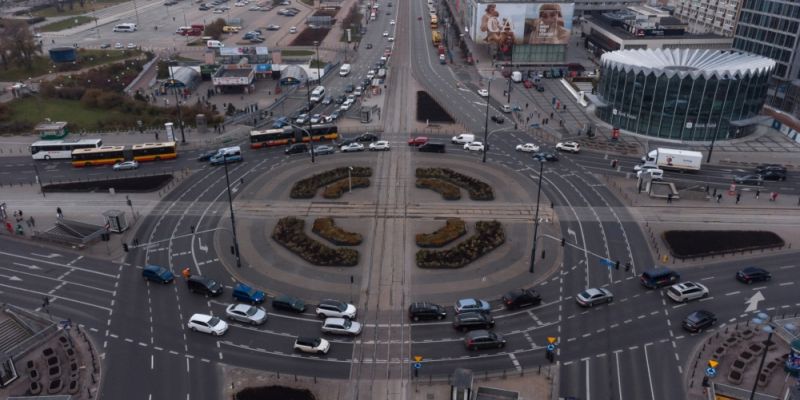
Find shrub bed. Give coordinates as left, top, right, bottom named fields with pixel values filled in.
left=290, top=167, right=372, bottom=198
left=272, top=217, right=359, bottom=266
left=416, top=178, right=461, bottom=200
left=312, top=218, right=362, bottom=246
left=416, top=218, right=467, bottom=248
left=415, top=168, right=494, bottom=200
left=663, top=230, right=785, bottom=259
left=322, top=177, right=370, bottom=199
left=416, top=221, right=505, bottom=268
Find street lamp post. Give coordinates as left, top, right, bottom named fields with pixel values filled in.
left=303, top=73, right=315, bottom=163
left=288, top=123, right=315, bottom=163
left=222, top=153, right=242, bottom=268
left=750, top=313, right=775, bottom=400
left=313, top=41, right=321, bottom=85
left=483, top=79, right=492, bottom=163
left=529, top=160, right=544, bottom=273
left=348, top=166, right=353, bottom=192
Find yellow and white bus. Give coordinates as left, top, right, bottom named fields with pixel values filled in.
left=71, top=141, right=177, bottom=167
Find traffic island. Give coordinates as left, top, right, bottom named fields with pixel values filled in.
left=271, top=217, right=359, bottom=266
left=415, top=218, right=466, bottom=248
left=289, top=166, right=372, bottom=199
left=415, top=178, right=461, bottom=200
left=416, top=221, right=505, bottom=268
left=415, top=168, right=494, bottom=200
left=322, top=177, right=370, bottom=199
left=312, top=217, right=362, bottom=246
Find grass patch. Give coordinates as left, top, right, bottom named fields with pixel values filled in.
left=33, top=0, right=127, bottom=17
left=280, top=49, right=314, bottom=57
left=663, top=230, right=785, bottom=259
left=39, top=15, right=96, bottom=32
left=0, top=49, right=143, bottom=82
left=7, top=97, right=136, bottom=130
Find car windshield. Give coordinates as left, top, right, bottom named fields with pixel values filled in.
left=209, top=317, right=221, bottom=326
left=328, top=302, right=346, bottom=311
left=342, top=319, right=352, bottom=328
left=245, top=306, right=257, bottom=316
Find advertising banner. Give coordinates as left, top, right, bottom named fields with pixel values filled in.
left=471, top=2, right=574, bottom=46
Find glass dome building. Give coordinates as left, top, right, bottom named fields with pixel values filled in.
left=595, top=49, right=775, bottom=141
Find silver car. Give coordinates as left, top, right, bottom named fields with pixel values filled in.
left=316, top=299, right=357, bottom=319
left=576, top=288, right=613, bottom=307
left=225, top=304, right=267, bottom=325
left=313, top=145, right=335, bottom=155
left=340, top=143, right=365, bottom=152
left=113, top=160, right=139, bottom=171
left=321, top=317, right=362, bottom=336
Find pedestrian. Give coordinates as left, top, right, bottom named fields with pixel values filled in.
left=25, top=218, right=31, bottom=228
left=736, top=193, right=741, bottom=204
left=525, top=102, right=529, bottom=109
left=797, top=196, right=800, bottom=206
left=770, top=192, right=778, bottom=202
left=18, top=210, right=22, bottom=219
left=5, top=222, right=12, bottom=234
left=182, top=267, right=191, bottom=279
left=625, top=262, right=631, bottom=272
left=667, top=193, right=673, bottom=204
left=755, top=189, right=760, bottom=199
left=716, top=194, right=722, bottom=203
left=190, top=225, right=195, bottom=234
left=564, top=105, right=567, bottom=111
left=13, top=211, right=17, bottom=221
left=29, top=216, right=35, bottom=227
left=712, top=188, right=717, bottom=197
left=550, top=112, right=554, bottom=119
left=133, top=238, right=139, bottom=246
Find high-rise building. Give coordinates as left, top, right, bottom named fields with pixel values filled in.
left=671, top=0, right=741, bottom=37
left=732, top=0, right=800, bottom=115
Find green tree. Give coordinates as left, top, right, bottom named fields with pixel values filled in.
left=203, top=18, right=226, bottom=40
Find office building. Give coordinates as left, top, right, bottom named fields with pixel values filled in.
left=671, top=0, right=741, bottom=37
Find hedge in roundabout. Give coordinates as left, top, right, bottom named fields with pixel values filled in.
left=415, top=168, right=494, bottom=200
left=416, top=221, right=504, bottom=268
left=416, top=178, right=461, bottom=200
left=290, top=167, right=372, bottom=199
left=312, top=217, right=363, bottom=246
left=416, top=218, right=466, bottom=248
left=323, top=177, right=370, bottom=199
left=272, top=217, right=359, bottom=266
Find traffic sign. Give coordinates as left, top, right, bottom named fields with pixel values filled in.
left=413, top=363, right=422, bottom=369
left=708, top=360, right=719, bottom=369
left=705, top=367, right=717, bottom=378
left=546, top=337, right=557, bottom=344
left=413, top=355, right=423, bottom=362
left=546, top=344, right=556, bottom=351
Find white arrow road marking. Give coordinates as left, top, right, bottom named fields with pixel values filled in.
left=744, top=291, right=765, bottom=313
left=197, top=238, right=208, bottom=253
left=31, top=252, right=61, bottom=259
left=567, top=228, right=577, bottom=243
left=13, top=262, right=41, bottom=270
left=0, top=274, right=22, bottom=282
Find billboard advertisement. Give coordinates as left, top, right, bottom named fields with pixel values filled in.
left=470, top=2, right=574, bottom=46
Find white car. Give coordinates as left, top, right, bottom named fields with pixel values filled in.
left=188, top=313, right=229, bottom=336
left=225, top=304, right=267, bottom=325
left=387, top=36, right=394, bottom=42
left=289, top=26, right=297, bottom=33
left=515, top=143, right=540, bottom=153
left=113, top=160, right=139, bottom=171
left=234, top=1, right=244, bottom=6
left=464, top=141, right=485, bottom=152
left=126, top=43, right=136, bottom=49
left=636, top=168, right=663, bottom=180
left=366, top=70, right=376, bottom=79
left=340, top=99, right=354, bottom=111
left=114, top=42, right=123, bottom=49
left=382, top=31, right=389, bottom=37
left=501, top=104, right=512, bottom=113
left=321, top=317, right=362, bottom=336
left=390, top=19, right=395, bottom=24
left=555, top=141, right=580, bottom=153
left=309, top=114, right=322, bottom=124
left=369, top=140, right=391, bottom=151
left=633, top=163, right=658, bottom=172
left=667, top=282, right=709, bottom=303
left=213, top=8, right=224, bottom=13
left=340, top=143, right=365, bottom=152
left=295, top=114, right=308, bottom=124
left=293, top=336, right=330, bottom=354
left=576, top=288, right=613, bottom=307
left=316, top=299, right=357, bottom=319
left=477, top=89, right=489, bottom=97
left=353, top=86, right=363, bottom=96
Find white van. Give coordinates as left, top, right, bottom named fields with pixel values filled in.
left=377, top=68, right=386, bottom=78
left=206, top=40, right=224, bottom=48
left=339, top=64, right=351, bottom=77
left=511, top=71, right=522, bottom=83
left=310, top=85, right=325, bottom=102
left=451, top=133, right=475, bottom=144
left=210, top=146, right=242, bottom=165
left=113, top=23, right=137, bottom=32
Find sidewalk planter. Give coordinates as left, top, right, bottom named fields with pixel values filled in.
left=416, top=221, right=504, bottom=268
left=415, top=178, right=461, bottom=200
left=322, top=177, right=370, bottom=199
left=312, top=217, right=362, bottom=246
left=272, top=217, right=358, bottom=266
left=290, top=167, right=372, bottom=198
left=415, top=168, right=494, bottom=201
left=415, top=218, right=466, bottom=248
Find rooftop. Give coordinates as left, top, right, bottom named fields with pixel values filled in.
left=601, top=49, right=776, bottom=79
left=587, top=15, right=724, bottom=41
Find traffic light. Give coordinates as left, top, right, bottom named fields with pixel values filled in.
left=545, top=348, right=554, bottom=362
left=561, top=238, right=566, bottom=247
left=122, top=243, right=129, bottom=252
left=615, top=260, right=620, bottom=270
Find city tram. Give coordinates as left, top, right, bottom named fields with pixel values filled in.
left=71, top=141, right=177, bottom=167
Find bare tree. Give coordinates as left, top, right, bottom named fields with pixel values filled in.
left=2, top=20, right=40, bottom=69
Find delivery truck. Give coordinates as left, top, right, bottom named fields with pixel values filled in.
left=641, top=148, right=702, bottom=172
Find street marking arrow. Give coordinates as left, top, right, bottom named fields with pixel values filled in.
left=30, top=252, right=61, bottom=259
left=0, top=274, right=22, bottom=282
left=197, top=238, right=208, bottom=253
left=13, top=262, right=41, bottom=270
left=744, top=291, right=765, bottom=313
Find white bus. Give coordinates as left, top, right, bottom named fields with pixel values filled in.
left=31, top=138, right=103, bottom=160
left=310, top=85, right=325, bottom=102
left=113, top=23, right=137, bottom=32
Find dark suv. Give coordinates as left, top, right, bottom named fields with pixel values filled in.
left=187, top=275, right=223, bottom=296
left=464, top=330, right=506, bottom=350
left=452, top=312, right=494, bottom=332
left=285, top=143, right=308, bottom=155
left=501, top=288, right=542, bottom=309
left=736, top=266, right=771, bottom=284
left=272, top=294, right=306, bottom=313
left=408, top=302, right=446, bottom=321
left=682, top=310, right=716, bottom=333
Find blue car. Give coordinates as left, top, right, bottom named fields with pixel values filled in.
left=233, top=283, right=266, bottom=304
left=142, top=265, right=174, bottom=284
left=272, top=117, right=290, bottom=129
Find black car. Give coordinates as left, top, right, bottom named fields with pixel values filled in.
left=357, top=133, right=379, bottom=142
left=196, top=150, right=218, bottom=161
left=464, top=330, right=506, bottom=350
left=408, top=302, right=446, bottom=321
left=501, top=288, right=542, bottom=310
left=199, top=5, right=210, bottom=10
left=755, top=164, right=786, bottom=174
left=339, top=137, right=358, bottom=146
left=760, top=170, right=786, bottom=181
left=533, top=152, right=558, bottom=162
left=365, top=43, right=373, bottom=49
left=344, top=84, right=355, bottom=93
left=272, top=294, right=306, bottom=313
left=187, top=275, right=223, bottom=296
left=736, top=266, right=771, bottom=284
left=362, top=78, right=371, bottom=87
left=733, top=174, right=763, bottom=186
left=285, top=143, right=308, bottom=155
left=682, top=310, right=716, bottom=333
left=334, top=95, right=347, bottom=104
left=452, top=312, right=494, bottom=332
left=491, top=115, right=505, bottom=124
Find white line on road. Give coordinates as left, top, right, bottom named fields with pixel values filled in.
left=643, top=342, right=657, bottom=400
left=508, top=353, right=522, bottom=372
left=614, top=350, right=623, bottom=400
left=584, top=359, right=591, bottom=400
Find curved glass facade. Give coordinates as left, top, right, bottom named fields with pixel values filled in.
left=596, top=63, right=772, bottom=141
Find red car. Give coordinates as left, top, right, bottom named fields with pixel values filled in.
left=523, top=80, right=534, bottom=89
left=408, top=136, right=429, bottom=146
